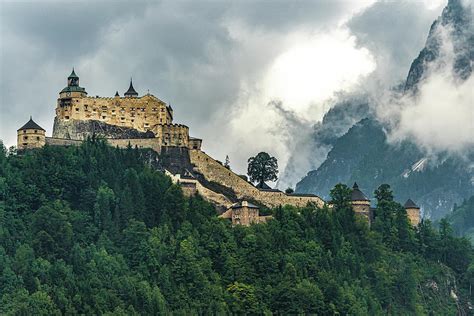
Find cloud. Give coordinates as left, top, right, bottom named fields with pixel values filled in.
left=0, top=0, right=451, bottom=188
left=375, top=23, right=474, bottom=154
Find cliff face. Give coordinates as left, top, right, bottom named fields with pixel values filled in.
left=404, top=0, right=473, bottom=91
left=52, top=118, right=155, bottom=140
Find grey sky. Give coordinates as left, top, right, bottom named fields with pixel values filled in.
left=0, top=0, right=444, bottom=184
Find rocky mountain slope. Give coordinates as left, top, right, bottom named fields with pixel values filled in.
left=295, top=0, right=473, bottom=220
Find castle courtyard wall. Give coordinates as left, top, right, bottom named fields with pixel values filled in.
left=189, top=149, right=325, bottom=209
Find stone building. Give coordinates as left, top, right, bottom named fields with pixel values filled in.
left=17, top=117, right=46, bottom=150
left=350, top=182, right=371, bottom=221
left=50, top=69, right=198, bottom=151
left=219, top=201, right=272, bottom=226
left=404, top=199, right=421, bottom=226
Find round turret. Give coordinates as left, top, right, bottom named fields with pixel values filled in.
left=17, top=117, right=46, bottom=150
left=404, top=199, right=421, bottom=226
left=351, top=182, right=371, bottom=221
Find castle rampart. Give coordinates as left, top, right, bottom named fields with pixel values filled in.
left=189, top=149, right=325, bottom=209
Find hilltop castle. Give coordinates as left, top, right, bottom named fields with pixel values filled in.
left=17, top=70, right=420, bottom=227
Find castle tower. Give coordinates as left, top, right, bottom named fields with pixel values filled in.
left=17, top=117, right=46, bottom=150
left=124, top=79, right=138, bottom=97
left=404, top=199, right=421, bottom=226
left=351, top=182, right=371, bottom=222
left=59, top=68, right=87, bottom=99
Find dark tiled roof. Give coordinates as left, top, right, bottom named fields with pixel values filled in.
left=61, top=86, right=87, bottom=93
left=231, top=201, right=259, bottom=209
left=404, top=199, right=420, bottom=209
left=68, top=68, right=78, bottom=78
left=351, top=182, right=369, bottom=201
left=18, top=117, right=45, bottom=131
left=124, top=79, right=138, bottom=96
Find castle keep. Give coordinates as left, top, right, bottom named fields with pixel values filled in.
left=17, top=70, right=420, bottom=227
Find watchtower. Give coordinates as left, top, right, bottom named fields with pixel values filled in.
left=404, top=199, right=421, bottom=226
left=17, top=117, right=46, bottom=150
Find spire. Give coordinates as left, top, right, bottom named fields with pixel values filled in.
left=18, top=117, right=45, bottom=131
left=124, top=78, right=138, bottom=97
left=353, top=182, right=359, bottom=189
left=68, top=68, right=78, bottom=79
left=115, top=91, right=120, bottom=97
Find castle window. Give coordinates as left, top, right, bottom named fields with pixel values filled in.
left=36, top=137, right=40, bottom=141
left=23, top=136, right=28, bottom=140
left=76, top=108, right=79, bottom=111
left=65, top=116, right=69, bottom=119
left=131, top=119, right=134, bottom=122
left=22, top=143, right=27, bottom=146
left=102, top=116, right=106, bottom=119
left=121, top=117, right=125, bottom=121
left=23, top=130, right=26, bottom=133
left=34, top=130, right=37, bottom=133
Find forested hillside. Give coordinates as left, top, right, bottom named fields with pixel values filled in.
left=447, top=196, right=474, bottom=243
left=0, top=140, right=472, bottom=314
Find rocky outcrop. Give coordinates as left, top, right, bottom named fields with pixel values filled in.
left=52, top=118, right=155, bottom=140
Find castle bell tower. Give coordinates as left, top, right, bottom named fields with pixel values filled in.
left=59, top=68, right=87, bottom=99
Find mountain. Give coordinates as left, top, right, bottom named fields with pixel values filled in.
left=296, top=118, right=473, bottom=219
left=296, top=0, right=474, bottom=220
left=446, top=195, right=474, bottom=242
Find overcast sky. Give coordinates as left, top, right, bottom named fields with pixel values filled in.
left=0, top=0, right=446, bottom=183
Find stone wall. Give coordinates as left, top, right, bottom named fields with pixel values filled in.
left=406, top=208, right=421, bottom=226
left=45, top=137, right=82, bottom=147
left=46, top=137, right=161, bottom=152
left=18, top=129, right=46, bottom=150
left=189, top=150, right=325, bottom=208
left=166, top=171, right=233, bottom=212
left=107, top=138, right=161, bottom=152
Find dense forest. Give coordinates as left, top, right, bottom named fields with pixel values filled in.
left=0, top=139, right=472, bottom=315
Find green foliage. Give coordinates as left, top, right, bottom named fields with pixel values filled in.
left=0, top=140, right=472, bottom=314
left=247, top=152, right=278, bottom=185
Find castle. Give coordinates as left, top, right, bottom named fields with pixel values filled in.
left=17, top=70, right=420, bottom=227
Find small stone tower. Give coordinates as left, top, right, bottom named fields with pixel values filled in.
left=17, top=117, right=46, bottom=150
left=124, top=79, right=138, bottom=97
left=351, top=182, right=371, bottom=222
left=404, top=199, right=421, bottom=226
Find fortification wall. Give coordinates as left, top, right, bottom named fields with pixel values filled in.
left=46, top=137, right=82, bottom=147
left=189, top=150, right=325, bottom=208
left=107, top=138, right=161, bottom=152
left=56, top=94, right=172, bottom=133
left=166, top=171, right=233, bottom=211
left=46, top=137, right=161, bottom=152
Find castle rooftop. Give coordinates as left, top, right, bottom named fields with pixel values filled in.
left=18, top=117, right=45, bottom=131
left=351, top=182, right=369, bottom=201
left=404, top=199, right=420, bottom=209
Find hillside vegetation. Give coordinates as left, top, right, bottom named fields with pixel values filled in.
left=0, top=140, right=472, bottom=314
